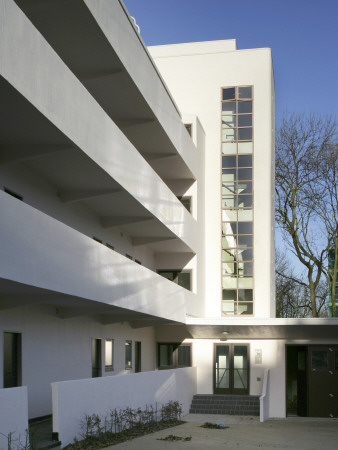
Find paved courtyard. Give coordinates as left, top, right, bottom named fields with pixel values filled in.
left=103, top=414, right=338, bottom=450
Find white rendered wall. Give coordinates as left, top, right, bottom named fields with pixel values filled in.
left=0, top=191, right=199, bottom=321
left=0, top=387, right=29, bottom=448
left=150, top=42, right=275, bottom=318
left=52, top=367, right=197, bottom=446
left=0, top=305, right=156, bottom=418
left=0, top=0, right=197, bottom=254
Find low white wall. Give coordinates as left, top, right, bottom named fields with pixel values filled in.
left=52, top=367, right=197, bottom=447
left=0, top=387, right=29, bottom=449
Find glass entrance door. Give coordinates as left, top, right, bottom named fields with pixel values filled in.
left=214, top=344, right=249, bottom=394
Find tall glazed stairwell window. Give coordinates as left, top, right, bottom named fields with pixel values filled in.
left=221, top=86, right=253, bottom=315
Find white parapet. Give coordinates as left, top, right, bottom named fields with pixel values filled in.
left=0, top=387, right=29, bottom=449
left=52, top=367, right=197, bottom=447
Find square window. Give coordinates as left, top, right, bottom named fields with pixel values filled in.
left=238, top=101, right=252, bottom=114
left=238, top=86, right=252, bottom=99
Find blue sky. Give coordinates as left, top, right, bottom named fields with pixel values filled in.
left=124, top=0, right=338, bottom=124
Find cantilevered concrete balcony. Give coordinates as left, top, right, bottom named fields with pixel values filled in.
left=0, top=192, right=200, bottom=324
left=0, top=0, right=197, bottom=255
left=13, top=0, right=198, bottom=186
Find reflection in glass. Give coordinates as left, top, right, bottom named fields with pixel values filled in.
left=222, top=182, right=236, bottom=195
left=222, top=301, right=235, bottom=315
left=238, top=195, right=253, bottom=208
left=222, top=114, right=236, bottom=127
left=223, top=290, right=237, bottom=300
left=222, top=128, right=236, bottom=141
left=215, top=345, right=230, bottom=388
left=222, top=261, right=236, bottom=275
left=233, top=346, right=248, bottom=388
left=222, top=276, right=237, bottom=289
left=238, top=209, right=253, bottom=221
left=311, top=351, right=328, bottom=370
left=236, top=302, right=253, bottom=314
left=240, top=248, right=253, bottom=261
left=222, top=168, right=237, bottom=181
left=238, top=127, right=252, bottom=141
left=222, top=196, right=236, bottom=208
left=238, top=181, right=252, bottom=194
left=238, top=142, right=253, bottom=154
left=222, top=143, right=237, bottom=154
left=238, top=277, right=253, bottom=289
left=238, top=261, right=253, bottom=276
left=222, top=209, right=237, bottom=221
left=238, top=289, right=253, bottom=301
left=222, top=222, right=237, bottom=236
left=238, top=234, right=253, bottom=248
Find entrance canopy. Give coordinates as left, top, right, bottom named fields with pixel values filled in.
left=185, top=317, right=338, bottom=340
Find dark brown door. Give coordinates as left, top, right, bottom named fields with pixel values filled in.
left=308, top=346, right=338, bottom=417
left=214, top=344, right=249, bottom=394
left=91, top=339, right=102, bottom=378
left=3, top=332, right=21, bottom=388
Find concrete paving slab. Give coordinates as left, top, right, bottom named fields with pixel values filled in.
left=102, top=415, right=338, bottom=450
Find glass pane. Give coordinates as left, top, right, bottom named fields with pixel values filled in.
left=238, top=168, right=252, bottom=180
left=238, top=277, right=253, bottom=288
left=238, top=114, right=252, bottom=127
left=125, top=341, right=132, bottom=369
left=233, top=346, right=248, bottom=388
left=238, top=142, right=253, bottom=154
left=238, top=181, right=252, bottom=194
left=238, top=155, right=252, bottom=167
left=222, top=143, right=237, bottom=154
left=238, top=261, right=253, bottom=276
left=222, top=236, right=237, bottom=250
left=222, top=88, right=235, bottom=100
left=222, top=168, right=237, bottom=182
left=238, top=86, right=252, bottom=99
left=238, top=209, right=253, bottom=221
left=236, top=302, right=253, bottom=315
left=222, top=209, right=237, bottom=221
left=159, top=271, right=175, bottom=281
left=179, top=197, right=191, bottom=212
left=238, top=234, right=253, bottom=248
left=238, top=101, right=252, bottom=114
left=222, top=276, right=237, bottom=289
left=222, top=155, right=236, bottom=168
left=178, top=272, right=191, bottom=290
left=222, top=261, right=236, bottom=275
left=222, top=182, right=236, bottom=195
left=222, top=127, right=236, bottom=142
left=240, top=247, right=253, bottom=260
left=238, top=289, right=253, bottom=301
left=223, top=289, right=236, bottom=301
left=238, top=195, right=253, bottom=208
left=222, top=249, right=236, bottom=262
left=215, top=345, right=230, bottom=388
left=238, top=222, right=253, bottom=234
left=177, top=346, right=191, bottom=367
left=238, top=128, right=252, bottom=141
left=222, top=300, right=235, bottom=315
left=311, top=351, right=328, bottom=370
left=222, top=101, right=236, bottom=113
left=222, top=114, right=236, bottom=127
left=159, top=344, right=173, bottom=367
left=222, top=196, right=236, bottom=208
left=105, top=340, right=113, bottom=367
left=222, top=222, right=237, bottom=235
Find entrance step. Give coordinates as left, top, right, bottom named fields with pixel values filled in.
left=189, top=394, right=260, bottom=416
left=29, top=416, right=61, bottom=450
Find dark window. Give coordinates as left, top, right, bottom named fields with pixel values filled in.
left=238, top=86, right=252, bottom=99
left=222, top=87, right=236, bottom=100
left=125, top=341, right=132, bottom=369
left=158, top=343, right=191, bottom=369
left=185, top=123, right=192, bottom=136
left=157, top=270, right=191, bottom=291
left=177, top=196, right=192, bottom=213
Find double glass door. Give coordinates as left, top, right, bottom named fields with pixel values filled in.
left=214, top=344, right=249, bottom=394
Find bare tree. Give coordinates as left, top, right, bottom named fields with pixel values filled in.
left=275, top=113, right=337, bottom=317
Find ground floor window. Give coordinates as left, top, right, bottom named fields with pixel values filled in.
left=105, top=339, right=114, bottom=372
left=157, top=343, right=191, bottom=369
left=125, top=341, right=132, bottom=370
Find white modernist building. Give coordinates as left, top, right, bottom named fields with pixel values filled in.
left=1, top=0, right=338, bottom=446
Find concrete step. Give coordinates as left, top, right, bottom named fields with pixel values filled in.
left=189, top=394, right=260, bottom=416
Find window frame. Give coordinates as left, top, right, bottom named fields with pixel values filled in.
left=157, top=343, right=192, bottom=370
